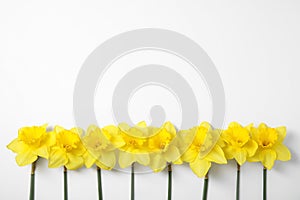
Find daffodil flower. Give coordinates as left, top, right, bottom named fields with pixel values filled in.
left=148, top=121, right=182, bottom=172
left=82, top=125, right=125, bottom=170
left=7, top=124, right=53, bottom=166
left=221, top=122, right=258, bottom=166
left=103, top=122, right=151, bottom=168
left=48, top=126, right=86, bottom=170
left=248, top=123, right=291, bottom=170
left=180, top=122, right=227, bottom=178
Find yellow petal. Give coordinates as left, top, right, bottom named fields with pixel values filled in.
left=136, top=121, right=147, bottom=127
left=200, top=121, right=212, bottom=130
left=35, top=146, right=49, bottom=159
left=136, top=154, right=150, bottom=166
left=41, top=124, right=48, bottom=129
left=149, top=154, right=166, bottom=172
left=119, top=151, right=135, bottom=168
left=118, top=123, right=131, bottom=132
left=99, top=151, right=116, bottom=169
left=70, top=142, right=86, bottom=156
left=274, top=144, right=291, bottom=161
left=15, top=151, right=38, bottom=166
left=65, top=153, right=84, bottom=170
left=86, top=125, right=98, bottom=133
left=260, top=149, right=277, bottom=170
left=199, top=129, right=221, bottom=159
left=190, top=158, right=211, bottom=178
left=223, top=146, right=234, bottom=160
left=111, top=136, right=126, bottom=148
left=243, top=140, right=258, bottom=157
left=258, top=123, right=268, bottom=129
left=70, top=127, right=84, bottom=136
left=102, top=125, right=119, bottom=136
left=102, top=126, right=125, bottom=148
left=173, top=158, right=183, bottom=165
left=162, top=121, right=176, bottom=135
left=54, top=125, right=65, bottom=133
left=7, top=139, right=24, bottom=153
left=163, top=145, right=181, bottom=163
left=205, top=145, right=227, bottom=164
left=245, top=123, right=254, bottom=131
left=83, top=151, right=96, bottom=168
left=234, top=149, right=247, bottom=166
left=46, top=131, right=56, bottom=146
left=95, top=160, right=111, bottom=170
left=228, top=122, right=241, bottom=129
left=181, top=148, right=198, bottom=163
left=48, top=149, right=68, bottom=168
left=275, top=126, right=286, bottom=142
left=247, top=151, right=260, bottom=162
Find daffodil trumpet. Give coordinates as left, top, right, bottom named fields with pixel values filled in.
left=202, top=172, right=209, bottom=200
left=64, top=166, right=68, bottom=200
left=97, top=166, right=103, bottom=200
left=29, top=159, right=37, bottom=200
left=167, top=163, right=172, bottom=200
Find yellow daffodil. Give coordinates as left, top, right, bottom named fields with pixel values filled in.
left=82, top=125, right=125, bottom=170
left=48, top=126, right=86, bottom=170
left=103, top=122, right=151, bottom=168
left=248, top=123, right=291, bottom=170
left=147, top=122, right=182, bottom=172
left=180, top=122, right=227, bottom=178
left=221, top=122, right=258, bottom=166
left=7, top=124, right=53, bottom=166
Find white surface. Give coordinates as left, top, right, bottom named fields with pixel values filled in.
left=1, top=0, right=300, bottom=199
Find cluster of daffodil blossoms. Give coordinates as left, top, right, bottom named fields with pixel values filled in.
left=7, top=121, right=292, bottom=200
left=7, top=121, right=291, bottom=175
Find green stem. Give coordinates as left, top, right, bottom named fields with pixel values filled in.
left=168, top=163, right=172, bottom=200
left=29, top=160, right=36, bottom=200
left=64, top=166, right=68, bottom=200
left=263, top=167, right=267, bottom=200
left=131, top=163, right=135, bottom=200
left=202, top=172, right=209, bottom=200
left=97, top=166, right=103, bottom=200
left=236, top=163, right=240, bottom=200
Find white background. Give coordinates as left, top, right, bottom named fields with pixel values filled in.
left=1, top=0, right=300, bottom=199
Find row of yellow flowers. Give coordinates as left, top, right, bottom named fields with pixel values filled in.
left=7, top=121, right=291, bottom=177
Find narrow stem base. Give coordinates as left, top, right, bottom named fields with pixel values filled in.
left=202, top=173, right=209, bottom=200
left=29, top=161, right=37, bottom=200
left=131, top=163, right=135, bottom=200
left=168, top=163, right=172, bottom=200
left=64, top=166, right=68, bottom=200
left=263, top=167, right=267, bottom=200
left=236, top=163, right=240, bottom=200
left=97, top=166, right=103, bottom=200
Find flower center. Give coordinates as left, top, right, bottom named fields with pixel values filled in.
left=129, top=139, right=137, bottom=147
left=263, top=141, right=270, bottom=146
left=94, top=141, right=108, bottom=150
left=258, top=128, right=278, bottom=149
left=192, top=142, right=204, bottom=152
left=28, top=138, right=37, bottom=144
left=63, top=144, right=73, bottom=151
left=95, top=141, right=101, bottom=148
left=260, top=140, right=274, bottom=148
left=159, top=142, right=166, bottom=150
left=235, top=138, right=248, bottom=147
